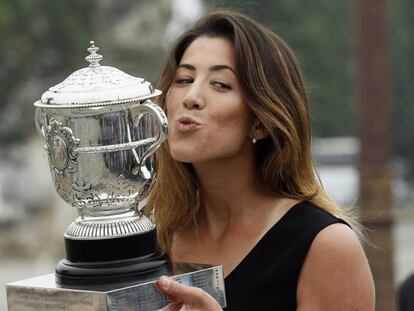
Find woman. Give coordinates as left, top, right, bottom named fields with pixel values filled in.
left=149, top=10, right=375, bottom=311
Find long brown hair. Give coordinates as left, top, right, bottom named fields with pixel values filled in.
left=148, top=10, right=359, bottom=253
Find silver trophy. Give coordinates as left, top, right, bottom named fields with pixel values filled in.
left=6, top=42, right=225, bottom=311
left=33, top=41, right=169, bottom=287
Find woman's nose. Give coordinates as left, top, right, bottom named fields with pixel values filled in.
left=183, top=84, right=205, bottom=110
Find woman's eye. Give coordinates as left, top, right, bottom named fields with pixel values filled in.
left=212, top=81, right=231, bottom=90
left=175, top=77, right=193, bottom=84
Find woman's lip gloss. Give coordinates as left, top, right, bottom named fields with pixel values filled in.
left=175, top=116, right=201, bottom=132
left=175, top=121, right=201, bottom=132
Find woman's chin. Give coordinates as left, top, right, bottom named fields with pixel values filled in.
left=169, top=149, right=199, bottom=164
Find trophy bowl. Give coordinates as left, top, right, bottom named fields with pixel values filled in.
left=34, top=42, right=169, bottom=287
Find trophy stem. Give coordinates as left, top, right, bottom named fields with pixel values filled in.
left=65, top=211, right=155, bottom=240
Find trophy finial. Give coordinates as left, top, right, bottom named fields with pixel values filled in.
left=85, top=41, right=103, bottom=68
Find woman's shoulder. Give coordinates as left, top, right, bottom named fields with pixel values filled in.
left=291, top=200, right=345, bottom=219
left=296, top=211, right=375, bottom=310
left=302, top=220, right=362, bottom=264
left=280, top=200, right=350, bottom=234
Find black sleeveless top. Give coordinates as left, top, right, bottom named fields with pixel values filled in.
left=223, top=201, right=348, bottom=311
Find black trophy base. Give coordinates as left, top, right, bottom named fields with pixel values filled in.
left=55, top=253, right=170, bottom=290
left=55, top=228, right=170, bottom=290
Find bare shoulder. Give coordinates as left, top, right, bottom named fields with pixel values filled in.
left=297, top=223, right=375, bottom=311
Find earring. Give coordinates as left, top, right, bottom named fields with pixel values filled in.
left=252, top=132, right=257, bottom=144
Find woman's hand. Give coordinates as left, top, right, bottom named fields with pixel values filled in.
left=156, top=276, right=223, bottom=311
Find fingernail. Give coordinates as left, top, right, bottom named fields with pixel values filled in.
left=159, top=276, right=172, bottom=289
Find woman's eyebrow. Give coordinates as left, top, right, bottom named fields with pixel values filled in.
left=177, top=63, right=237, bottom=76
left=177, top=63, right=195, bottom=71
left=210, top=64, right=237, bottom=76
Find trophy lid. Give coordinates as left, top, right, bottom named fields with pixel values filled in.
left=35, top=41, right=161, bottom=109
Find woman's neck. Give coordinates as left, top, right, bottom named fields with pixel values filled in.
left=192, top=155, right=279, bottom=239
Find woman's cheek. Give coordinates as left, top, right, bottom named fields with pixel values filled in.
left=165, top=89, right=178, bottom=116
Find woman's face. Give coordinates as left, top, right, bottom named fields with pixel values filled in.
left=166, top=36, right=255, bottom=164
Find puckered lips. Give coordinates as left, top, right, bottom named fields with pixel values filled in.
left=175, top=116, right=201, bottom=132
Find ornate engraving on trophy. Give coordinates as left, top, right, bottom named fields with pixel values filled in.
left=70, top=176, right=139, bottom=209
left=45, top=120, right=79, bottom=179
left=113, top=175, right=136, bottom=194
left=71, top=177, right=99, bottom=206
left=51, top=136, right=68, bottom=171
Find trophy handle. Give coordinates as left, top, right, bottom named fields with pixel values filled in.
left=35, top=107, right=47, bottom=140
left=132, top=99, right=168, bottom=179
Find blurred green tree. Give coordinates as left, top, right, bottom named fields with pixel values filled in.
left=0, top=0, right=96, bottom=142
left=392, top=0, right=414, bottom=179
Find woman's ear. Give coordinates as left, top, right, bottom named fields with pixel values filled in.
left=249, top=119, right=269, bottom=141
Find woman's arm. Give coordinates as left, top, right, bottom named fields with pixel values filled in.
left=296, top=223, right=375, bottom=311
